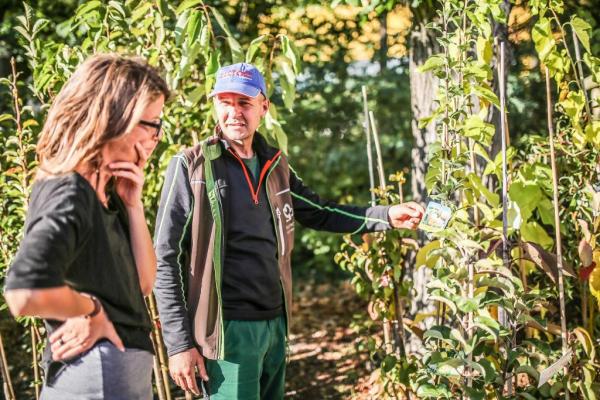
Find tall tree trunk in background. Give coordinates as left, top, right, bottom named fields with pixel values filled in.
left=407, top=20, right=439, bottom=352
left=409, top=22, right=438, bottom=204
left=379, top=11, right=388, bottom=72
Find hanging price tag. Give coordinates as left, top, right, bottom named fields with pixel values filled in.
left=419, top=202, right=452, bottom=232
left=538, top=349, right=573, bottom=387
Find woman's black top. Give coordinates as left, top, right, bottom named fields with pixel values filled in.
left=5, top=172, right=153, bottom=374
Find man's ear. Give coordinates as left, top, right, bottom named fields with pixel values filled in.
left=261, top=98, right=270, bottom=116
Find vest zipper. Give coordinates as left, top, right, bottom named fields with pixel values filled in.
left=228, top=148, right=282, bottom=205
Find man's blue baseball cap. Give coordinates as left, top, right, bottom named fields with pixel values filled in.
left=209, top=63, right=267, bottom=99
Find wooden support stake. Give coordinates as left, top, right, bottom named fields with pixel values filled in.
left=499, top=40, right=515, bottom=396
left=30, top=321, right=41, bottom=400
left=545, top=66, right=570, bottom=400
left=362, top=86, right=377, bottom=207
left=368, top=111, right=386, bottom=190
left=0, top=330, right=15, bottom=400
left=148, top=294, right=172, bottom=400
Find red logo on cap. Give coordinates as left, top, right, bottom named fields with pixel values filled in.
left=218, top=70, right=252, bottom=80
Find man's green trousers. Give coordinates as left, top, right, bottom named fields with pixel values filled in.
left=206, top=316, right=287, bottom=399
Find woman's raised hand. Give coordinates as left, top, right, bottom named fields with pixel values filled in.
left=110, top=142, right=148, bottom=209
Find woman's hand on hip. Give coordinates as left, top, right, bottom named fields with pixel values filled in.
left=49, top=306, right=125, bottom=361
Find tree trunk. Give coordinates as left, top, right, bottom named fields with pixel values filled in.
left=409, top=22, right=438, bottom=204
left=378, top=11, right=388, bottom=73
left=407, top=20, right=439, bottom=353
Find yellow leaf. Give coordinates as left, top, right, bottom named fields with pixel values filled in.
left=415, top=240, right=440, bottom=269
left=589, top=252, right=600, bottom=308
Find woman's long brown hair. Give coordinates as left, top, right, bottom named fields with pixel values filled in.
left=36, top=53, right=170, bottom=178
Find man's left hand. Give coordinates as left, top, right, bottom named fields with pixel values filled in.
left=388, top=202, right=425, bottom=230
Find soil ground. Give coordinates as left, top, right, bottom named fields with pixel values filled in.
left=285, top=279, right=382, bottom=400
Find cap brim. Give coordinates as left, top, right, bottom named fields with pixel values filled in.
left=209, top=82, right=261, bottom=98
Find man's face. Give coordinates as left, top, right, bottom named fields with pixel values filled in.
left=214, top=92, right=269, bottom=143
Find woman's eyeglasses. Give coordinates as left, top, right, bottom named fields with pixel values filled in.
left=139, top=119, right=163, bottom=139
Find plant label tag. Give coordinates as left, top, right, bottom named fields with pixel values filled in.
left=419, top=202, right=452, bottom=232
left=537, top=349, right=573, bottom=387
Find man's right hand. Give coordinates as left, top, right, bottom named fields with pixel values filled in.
left=169, top=347, right=209, bottom=395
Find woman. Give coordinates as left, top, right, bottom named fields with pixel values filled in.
left=4, top=53, right=170, bottom=399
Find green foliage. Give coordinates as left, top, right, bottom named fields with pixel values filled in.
left=0, top=0, right=301, bottom=396
left=0, top=0, right=301, bottom=244
left=337, top=0, right=600, bottom=398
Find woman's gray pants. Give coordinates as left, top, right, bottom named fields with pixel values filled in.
left=40, top=340, right=153, bottom=400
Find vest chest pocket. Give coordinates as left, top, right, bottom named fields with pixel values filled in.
left=274, top=192, right=295, bottom=256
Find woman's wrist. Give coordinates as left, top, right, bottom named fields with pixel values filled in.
left=80, top=292, right=102, bottom=319
left=126, top=201, right=145, bottom=214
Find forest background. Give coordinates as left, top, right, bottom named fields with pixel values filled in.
left=0, top=0, right=599, bottom=398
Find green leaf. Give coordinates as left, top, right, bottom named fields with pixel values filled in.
left=520, top=222, right=553, bottom=250
left=108, top=1, right=127, bottom=18
left=416, top=383, right=452, bottom=398
left=472, top=85, right=500, bottom=109
left=418, top=55, right=445, bottom=73
left=211, top=7, right=233, bottom=37
left=436, top=358, right=464, bottom=377
left=478, top=358, right=498, bottom=383
left=246, top=35, right=267, bottom=63
left=428, top=294, right=457, bottom=315
left=509, top=181, right=543, bottom=221
left=22, top=119, right=38, bottom=129
left=204, top=50, right=220, bottom=96
left=186, top=85, right=205, bottom=106
left=466, top=173, right=499, bottom=207
left=571, top=16, right=591, bottom=54
left=450, top=328, right=472, bottom=353
left=14, top=26, right=31, bottom=41
left=277, top=58, right=296, bottom=84
left=280, top=35, right=301, bottom=74
left=205, top=50, right=219, bottom=75
left=518, top=393, right=539, bottom=400
left=199, top=24, right=210, bottom=55
left=176, top=0, right=203, bottom=15
left=228, top=37, right=244, bottom=63
left=532, top=18, right=556, bottom=63
left=186, top=11, right=203, bottom=46
left=415, top=240, right=440, bottom=269
left=131, top=2, right=153, bottom=22
left=32, top=19, right=49, bottom=36
left=473, top=315, right=500, bottom=340
left=174, top=9, right=190, bottom=47
left=0, top=114, right=14, bottom=123
left=76, top=0, right=103, bottom=18
left=515, top=364, right=539, bottom=383
left=476, top=37, right=492, bottom=64
left=279, top=71, right=296, bottom=111
left=573, top=327, right=595, bottom=360
left=462, top=115, right=494, bottom=146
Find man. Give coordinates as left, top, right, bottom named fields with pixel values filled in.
left=153, top=62, right=424, bottom=399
